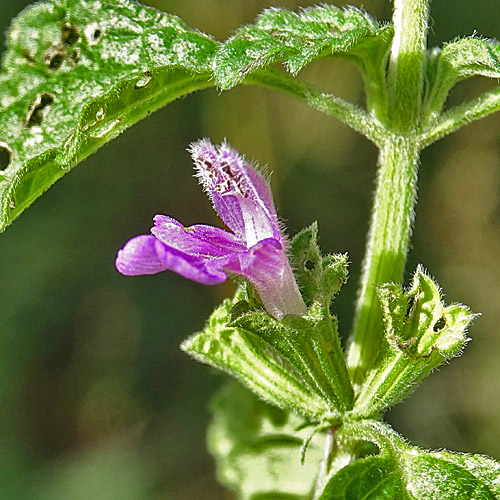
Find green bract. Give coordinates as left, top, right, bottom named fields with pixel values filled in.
left=182, top=293, right=334, bottom=421
left=181, top=294, right=351, bottom=421
left=0, top=0, right=217, bottom=231
left=233, top=304, right=353, bottom=414
left=353, top=266, right=475, bottom=417
left=290, top=222, right=348, bottom=307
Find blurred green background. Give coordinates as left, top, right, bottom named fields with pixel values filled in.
left=1, top=0, right=500, bottom=498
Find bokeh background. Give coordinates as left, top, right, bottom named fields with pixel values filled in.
left=1, top=0, right=500, bottom=498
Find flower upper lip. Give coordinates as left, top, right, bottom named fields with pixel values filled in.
left=115, top=139, right=306, bottom=319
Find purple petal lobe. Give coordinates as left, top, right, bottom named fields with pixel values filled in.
left=151, top=215, right=245, bottom=257
left=116, top=234, right=227, bottom=285
left=116, top=235, right=172, bottom=276
left=222, top=237, right=283, bottom=278
left=154, top=243, right=228, bottom=285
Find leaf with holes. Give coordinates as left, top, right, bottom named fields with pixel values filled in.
left=352, top=266, right=475, bottom=418
left=214, top=5, right=393, bottom=90
left=425, top=37, right=500, bottom=119
left=0, top=0, right=217, bottom=231
left=319, top=420, right=500, bottom=500
left=208, top=382, right=324, bottom=500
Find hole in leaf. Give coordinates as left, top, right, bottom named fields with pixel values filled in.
left=61, top=23, right=79, bottom=46
left=44, top=46, right=66, bottom=71
left=25, top=93, right=55, bottom=127
left=48, top=53, right=64, bottom=70
left=405, top=295, right=415, bottom=318
left=0, top=142, right=12, bottom=172
left=135, top=70, right=152, bottom=89
left=85, top=23, right=103, bottom=45
left=433, top=316, right=447, bottom=332
left=304, top=259, right=315, bottom=271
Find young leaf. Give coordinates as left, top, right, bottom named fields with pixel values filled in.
left=214, top=5, right=393, bottom=90
left=290, top=222, right=348, bottom=307
left=181, top=295, right=333, bottom=421
left=352, top=265, right=475, bottom=418
left=0, top=0, right=217, bottom=231
left=424, top=37, right=500, bottom=120
left=208, top=382, right=324, bottom=500
left=320, top=420, right=500, bottom=500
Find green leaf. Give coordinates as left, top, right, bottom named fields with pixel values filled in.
left=0, top=0, right=217, bottom=231
left=181, top=293, right=333, bottom=421
left=320, top=420, right=500, bottom=500
left=424, top=37, right=500, bottom=120
left=290, top=222, right=348, bottom=307
left=426, top=451, right=500, bottom=496
left=208, top=382, right=324, bottom=500
left=233, top=302, right=353, bottom=413
left=439, top=37, right=500, bottom=78
left=353, top=265, right=475, bottom=418
left=320, top=456, right=403, bottom=499
left=214, top=5, right=393, bottom=90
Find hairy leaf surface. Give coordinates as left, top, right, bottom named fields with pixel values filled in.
left=0, top=0, right=217, bottom=231
left=214, top=5, right=393, bottom=89
left=181, top=294, right=333, bottom=421
left=425, top=37, right=500, bottom=118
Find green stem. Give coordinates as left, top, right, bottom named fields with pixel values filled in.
left=313, top=428, right=354, bottom=500
left=387, top=0, right=429, bottom=131
left=346, top=0, right=429, bottom=388
left=247, top=69, right=384, bottom=145
left=313, top=431, right=335, bottom=500
left=347, top=138, right=421, bottom=389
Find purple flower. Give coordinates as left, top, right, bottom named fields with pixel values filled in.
left=116, top=139, right=306, bottom=320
